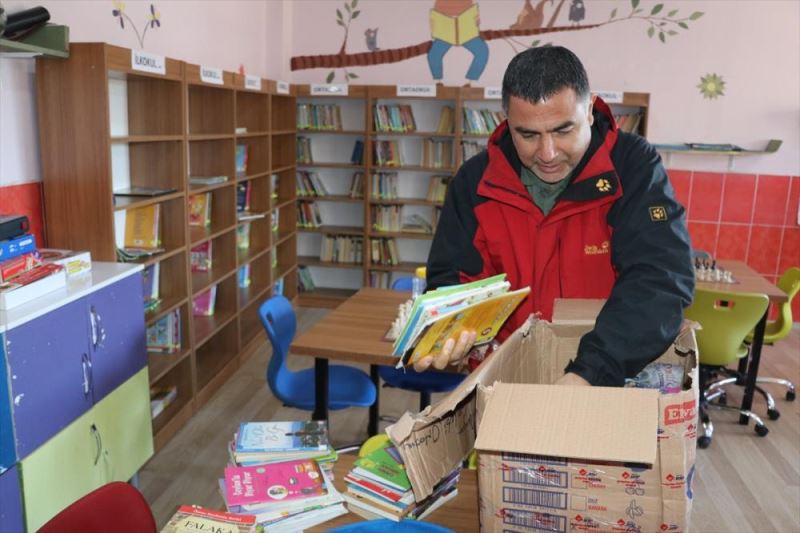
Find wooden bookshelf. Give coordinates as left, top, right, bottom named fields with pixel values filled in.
left=36, top=43, right=298, bottom=451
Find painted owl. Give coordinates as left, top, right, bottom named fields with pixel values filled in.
left=365, top=28, right=380, bottom=52
left=569, top=0, right=586, bottom=24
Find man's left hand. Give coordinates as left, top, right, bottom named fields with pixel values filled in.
left=554, top=372, right=591, bottom=386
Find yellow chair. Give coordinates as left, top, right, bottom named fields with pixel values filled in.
left=685, top=288, right=770, bottom=448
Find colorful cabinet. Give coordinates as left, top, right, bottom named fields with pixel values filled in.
left=0, top=263, right=152, bottom=532
left=0, top=466, right=23, bottom=533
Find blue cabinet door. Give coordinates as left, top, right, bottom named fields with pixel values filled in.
left=0, top=465, right=24, bottom=533
left=87, top=273, right=147, bottom=403
left=6, top=297, right=93, bottom=458
left=0, top=336, right=16, bottom=470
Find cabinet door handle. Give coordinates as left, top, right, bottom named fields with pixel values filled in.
left=89, top=305, right=98, bottom=349
left=81, top=353, right=91, bottom=396
left=90, top=423, right=102, bottom=465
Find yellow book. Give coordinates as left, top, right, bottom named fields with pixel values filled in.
left=404, top=286, right=530, bottom=367
left=430, top=4, right=480, bottom=46
left=188, top=193, right=211, bottom=227
left=124, top=204, right=161, bottom=249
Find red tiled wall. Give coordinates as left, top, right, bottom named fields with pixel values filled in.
left=668, top=170, right=800, bottom=322
left=0, top=182, right=46, bottom=248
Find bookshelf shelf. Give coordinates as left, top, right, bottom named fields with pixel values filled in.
left=298, top=195, right=363, bottom=204
left=368, top=262, right=419, bottom=272
left=299, top=129, right=367, bottom=136
left=370, top=231, right=434, bottom=240
left=298, top=162, right=365, bottom=170
left=370, top=131, right=456, bottom=138
left=298, top=256, right=362, bottom=269
left=35, top=43, right=298, bottom=450
left=372, top=165, right=456, bottom=173
left=299, top=225, right=363, bottom=236
left=369, top=198, right=442, bottom=207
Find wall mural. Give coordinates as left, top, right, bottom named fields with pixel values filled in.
left=111, top=1, right=162, bottom=48
left=697, top=73, right=725, bottom=99
left=291, top=0, right=705, bottom=85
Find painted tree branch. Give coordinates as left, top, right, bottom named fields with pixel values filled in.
left=291, top=23, right=600, bottom=71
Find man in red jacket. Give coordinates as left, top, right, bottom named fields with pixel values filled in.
left=416, top=46, right=694, bottom=387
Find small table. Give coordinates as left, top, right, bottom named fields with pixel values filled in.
left=290, top=289, right=410, bottom=435
left=695, top=261, right=787, bottom=423
left=306, top=453, right=480, bottom=532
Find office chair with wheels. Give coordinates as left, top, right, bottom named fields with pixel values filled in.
left=38, top=482, right=156, bottom=533
left=684, top=288, right=770, bottom=448
left=259, top=295, right=377, bottom=414
left=379, top=277, right=465, bottom=414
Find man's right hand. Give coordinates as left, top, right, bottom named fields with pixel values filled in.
left=412, top=330, right=477, bottom=372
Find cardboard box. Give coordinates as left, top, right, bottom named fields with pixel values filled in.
left=387, top=302, right=698, bottom=533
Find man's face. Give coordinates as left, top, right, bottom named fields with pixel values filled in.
left=506, top=88, right=594, bottom=184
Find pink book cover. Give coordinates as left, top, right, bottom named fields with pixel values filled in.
left=223, top=459, right=327, bottom=507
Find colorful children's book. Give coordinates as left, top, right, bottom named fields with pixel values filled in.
left=146, top=308, right=181, bottom=353
left=192, top=286, right=217, bottom=316
left=223, top=459, right=328, bottom=507
left=161, top=505, right=259, bottom=533
left=124, top=204, right=161, bottom=249
left=236, top=421, right=329, bottom=453
left=188, top=193, right=212, bottom=227
left=237, top=181, right=252, bottom=212
left=190, top=241, right=213, bottom=272
left=237, top=223, right=251, bottom=250
left=236, top=144, right=249, bottom=177
left=238, top=265, right=251, bottom=288
left=352, top=442, right=411, bottom=493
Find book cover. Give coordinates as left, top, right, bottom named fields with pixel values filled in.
left=223, top=459, right=328, bottom=507
left=189, top=175, right=229, bottom=186
left=192, top=286, right=217, bottom=316
left=236, top=421, right=329, bottom=453
left=353, top=443, right=411, bottom=492
left=124, top=204, right=161, bottom=249
left=190, top=241, right=213, bottom=273
left=236, top=144, right=249, bottom=177
left=188, top=193, right=212, bottom=227
left=147, top=309, right=180, bottom=353
left=237, top=182, right=251, bottom=213
left=237, top=223, right=251, bottom=250
left=161, top=505, right=258, bottom=533
left=238, top=265, right=251, bottom=288
left=430, top=4, right=479, bottom=46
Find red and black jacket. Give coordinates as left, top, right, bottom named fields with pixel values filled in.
left=427, top=98, right=694, bottom=386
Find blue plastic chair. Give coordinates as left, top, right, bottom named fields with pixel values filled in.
left=379, top=278, right=465, bottom=411
left=259, top=295, right=376, bottom=411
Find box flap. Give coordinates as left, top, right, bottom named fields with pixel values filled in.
left=474, top=383, right=660, bottom=465
left=552, top=298, right=606, bottom=325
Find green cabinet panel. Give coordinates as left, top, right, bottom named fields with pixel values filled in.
left=20, top=369, right=152, bottom=531
left=92, top=368, right=154, bottom=483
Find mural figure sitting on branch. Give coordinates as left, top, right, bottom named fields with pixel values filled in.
left=427, top=0, right=488, bottom=86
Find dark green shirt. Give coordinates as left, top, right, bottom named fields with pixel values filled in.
left=520, top=166, right=569, bottom=216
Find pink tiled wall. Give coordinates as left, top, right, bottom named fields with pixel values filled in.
left=0, top=182, right=46, bottom=248
left=668, top=170, right=800, bottom=321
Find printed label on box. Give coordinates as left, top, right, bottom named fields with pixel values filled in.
left=499, top=508, right=567, bottom=533
left=245, top=75, right=261, bottom=91
left=201, top=66, right=224, bottom=85
left=131, top=50, right=165, bottom=75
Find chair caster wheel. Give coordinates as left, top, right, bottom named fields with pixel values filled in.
left=697, top=436, right=711, bottom=449
left=787, top=390, right=796, bottom=401
left=767, top=408, right=780, bottom=420
left=754, top=424, right=769, bottom=437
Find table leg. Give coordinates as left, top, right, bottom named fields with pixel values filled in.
left=313, top=358, right=329, bottom=422
left=369, top=365, right=380, bottom=436
left=739, top=311, right=767, bottom=425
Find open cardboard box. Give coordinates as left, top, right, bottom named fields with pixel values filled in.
left=387, top=299, right=698, bottom=532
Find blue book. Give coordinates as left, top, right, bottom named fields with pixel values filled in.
left=236, top=421, right=329, bottom=453
left=0, top=234, right=36, bottom=262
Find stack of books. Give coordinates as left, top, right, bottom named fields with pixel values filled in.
left=162, top=505, right=257, bottom=533
left=218, top=421, right=345, bottom=531
left=0, top=232, right=68, bottom=310
left=343, top=440, right=460, bottom=521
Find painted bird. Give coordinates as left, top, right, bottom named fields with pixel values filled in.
left=569, top=0, right=586, bottom=24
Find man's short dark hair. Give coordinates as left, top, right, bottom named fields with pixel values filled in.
left=502, top=46, right=590, bottom=111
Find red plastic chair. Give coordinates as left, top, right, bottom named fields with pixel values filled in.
left=38, top=482, right=156, bottom=533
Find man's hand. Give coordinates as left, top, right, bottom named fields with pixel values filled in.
left=412, top=330, right=477, bottom=372
left=554, top=372, right=591, bottom=386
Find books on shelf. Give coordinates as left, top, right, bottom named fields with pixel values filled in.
left=426, top=175, right=450, bottom=203
left=461, top=140, right=484, bottom=161
left=238, top=211, right=266, bottom=222
left=373, top=104, right=416, bottom=133
left=237, top=223, right=251, bottom=250
left=116, top=247, right=165, bottom=262
left=369, top=270, right=391, bottom=288
left=350, top=140, right=365, bottom=165
left=189, top=175, right=229, bottom=186
left=188, top=192, right=212, bottom=227
left=436, top=106, right=455, bottom=134
left=124, top=203, right=161, bottom=250
left=273, top=277, right=284, bottom=296
left=320, top=236, right=363, bottom=264
left=401, top=214, right=433, bottom=234
left=271, top=209, right=280, bottom=237
left=298, top=266, right=315, bottom=292
left=296, top=171, right=328, bottom=197
left=370, top=172, right=398, bottom=200
left=392, top=274, right=530, bottom=368
left=349, top=172, right=364, bottom=199
left=236, top=144, right=249, bottom=177
left=147, top=308, right=181, bottom=353
left=113, top=186, right=176, bottom=197
left=271, top=173, right=280, bottom=206
left=192, top=285, right=217, bottom=316
left=297, top=202, right=323, bottom=228
left=190, top=241, right=213, bottom=272
left=237, top=182, right=252, bottom=213
left=150, top=384, right=177, bottom=419
left=296, top=136, right=313, bottom=164
left=421, top=138, right=453, bottom=168
left=296, top=103, right=343, bottom=131
left=371, top=205, right=401, bottom=232
left=238, top=265, right=251, bottom=288
left=370, top=238, right=399, bottom=266
left=142, top=262, right=161, bottom=313
left=372, top=140, right=403, bottom=167
left=161, top=505, right=256, bottom=533
left=614, top=112, right=643, bottom=134
left=0, top=263, right=67, bottom=310
left=462, top=107, right=505, bottom=134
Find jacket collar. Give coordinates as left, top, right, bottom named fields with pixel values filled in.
left=478, top=97, right=623, bottom=221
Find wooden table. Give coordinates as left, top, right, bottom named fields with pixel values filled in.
left=291, top=289, right=410, bottom=435
left=695, top=261, right=788, bottom=423
left=307, top=453, right=479, bottom=532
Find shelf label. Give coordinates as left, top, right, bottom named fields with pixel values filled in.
left=200, top=66, right=224, bottom=85
left=396, top=84, right=437, bottom=97
left=131, top=50, right=165, bottom=75
left=245, top=75, right=262, bottom=91
left=593, top=90, right=624, bottom=104
left=311, top=83, right=348, bottom=96
left=277, top=80, right=290, bottom=94
left=484, top=86, right=502, bottom=100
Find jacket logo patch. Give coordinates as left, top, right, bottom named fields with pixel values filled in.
left=584, top=241, right=610, bottom=255
left=595, top=178, right=612, bottom=193
left=649, top=206, right=668, bottom=222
